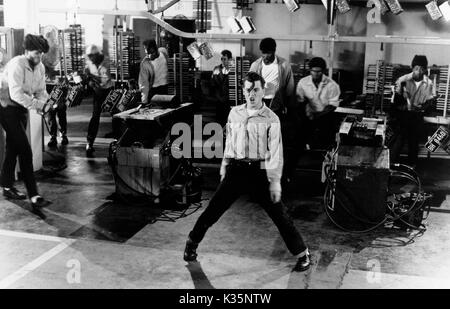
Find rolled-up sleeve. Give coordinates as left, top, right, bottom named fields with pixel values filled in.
left=327, top=82, right=341, bottom=107
left=296, top=81, right=306, bottom=104
left=265, top=118, right=283, bottom=184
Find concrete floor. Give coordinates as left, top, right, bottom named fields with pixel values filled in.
left=1, top=101, right=450, bottom=289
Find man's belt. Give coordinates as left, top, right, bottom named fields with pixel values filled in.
left=230, top=159, right=264, bottom=167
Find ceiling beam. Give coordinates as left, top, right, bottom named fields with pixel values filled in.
left=39, top=8, right=450, bottom=45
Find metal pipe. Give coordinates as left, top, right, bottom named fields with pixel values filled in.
left=39, top=8, right=450, bottom=45
left=148, top=0, right=181, bottom=14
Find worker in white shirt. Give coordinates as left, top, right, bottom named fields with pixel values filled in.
left=296, top=57, right=341, bottom=150
left=139, top=39, right=169, bottom=105
left=250, top=38, right=298, bottom=186
left=184, top=72, right=311, bottom=272
left=0, top=34, right=52, bottom=209
left=250, top=38, right=295, bottom=118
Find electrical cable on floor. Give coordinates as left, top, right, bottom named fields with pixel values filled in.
left=107, top=130, right=204, bottom=218
left=323, top=152, right=432, bottom=234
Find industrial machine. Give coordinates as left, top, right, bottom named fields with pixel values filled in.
left=324, top=115, right=431, bottom=232
left=108, top=98, right=199, bottom=208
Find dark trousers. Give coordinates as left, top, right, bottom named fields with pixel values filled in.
left=389, top=110, right=423, bottom=166
left=189, top=161, right=307, bottom=256
left=47, top=105, right=67, bottom=138
left=300, top=111, right=336, bottom=150
left=0, top=105, right=39, bottom=197
left=216, top=100, right=230, bottom=128
left=87, top=88, right=111, bottom=145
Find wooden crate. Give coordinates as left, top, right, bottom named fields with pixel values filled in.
left=114, top=145, right=170, bottom=198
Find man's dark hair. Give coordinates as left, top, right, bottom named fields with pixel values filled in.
left=259, top=38, right=277, bottom=53
left=24, top=34, right=50, bottom=53
left=243, top=71, right=266, bottom=89
left=411, top=55, right=428, bottom=69
left=221, top=50, right=232, bottom=59
left=309, top=57, right=327, bottom=71
left=143, top=39, right=158, bottom=52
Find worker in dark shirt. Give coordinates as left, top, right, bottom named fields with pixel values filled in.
left=211, top=50, right=232, bottom=127
left=184, top=72, right=311, bottom=272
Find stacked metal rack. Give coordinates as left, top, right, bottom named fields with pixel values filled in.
left=228, top=56, right=251, bottom=107
left=109, top=27, right=141, bottom=82
left=167, top=53, right=195, bottom=102
left=437, top=65, right=450, bottom=116
left=365, top=61, right=395, bottom=114
left=62, top=25, right=85, bottom=74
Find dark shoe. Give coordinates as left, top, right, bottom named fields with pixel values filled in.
left=61, top=135, right=69, bottom=146
left=294, top=253, right=311, bottom=272
left=86, top=144, right=95, bottom=157
left=184, top=239, right=199, bottom=262
left=48, top=137, right=58, bottom=148
left=3, top=187, right=27, bottom=200
left=31, top=197, right=52, bottom=209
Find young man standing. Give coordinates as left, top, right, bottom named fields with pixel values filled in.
left=250, top=38, right=297, bottom=184
left=211, top=50, right=233, bottom=127
left=249, top=38, right=295, bottom=118
left=390, top=55, right=435, bottom=167
left=139, top=39, right=169, bottom=105
left=296, top=57, right=341, bottom=150
left=84, top=45, right=113, bottom=157
left=183, top=72, right=311, bottom=272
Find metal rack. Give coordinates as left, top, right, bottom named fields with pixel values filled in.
left=109, top=26, right=141, bottom=82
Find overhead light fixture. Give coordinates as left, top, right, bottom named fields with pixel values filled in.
left=187, top=42, right=202, bottom=60
left=227, top=16, right=244, bottom=33
left=240, top=16, right=256, bottom=33
left=384, top=0, right=404, bottom=15
left=283, top=0, right=301, bottom=13
left=336, top=0, right=351, bottom=14
left=426, top=1, right=443, bottom=20
left=439, top=1, right=450, bottom=21
left=199, top=42, right=215, bottom=60
left=379, top=0, right=390, bottom=15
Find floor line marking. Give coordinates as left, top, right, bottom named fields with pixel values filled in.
left=0, top=229, right=67, bottom=243
left=0, top=240, right=74, bottom=289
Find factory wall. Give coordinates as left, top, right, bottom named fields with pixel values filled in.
left=365, top=7, right=450, bottom=68
left=5, top=1, right=450, bottom=89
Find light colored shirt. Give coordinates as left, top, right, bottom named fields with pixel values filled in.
left=221, top=103, right=284, bottom=185
left=0, top=55, right=49, bottom=110
left=152, top=50, right=169, bottom=88
left=139, top=48, right=169, bottom=104
left=261, top=57, right=279, bottom=100
left=396, top=73, right=435, bottom=111
left=296, top=75, right=341, bottom=117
